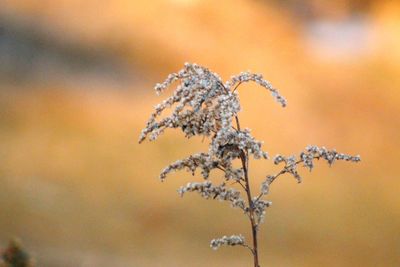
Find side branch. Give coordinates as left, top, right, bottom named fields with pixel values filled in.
left=256, top=156, right=320, bottom=202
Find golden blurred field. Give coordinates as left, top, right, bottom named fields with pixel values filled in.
left=0, top=1, right=400, bottom=266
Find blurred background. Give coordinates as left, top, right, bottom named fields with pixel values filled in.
left=0, top=0, right=399, bottom=266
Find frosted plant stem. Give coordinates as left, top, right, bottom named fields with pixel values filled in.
left=236, top=114, right=260, bottom=267
left=241, top=151, right=260, bottom=267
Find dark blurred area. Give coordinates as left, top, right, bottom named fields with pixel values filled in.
left=0, top=13, right=136, bottom=86
left=0, top=1, right=399, bottom=266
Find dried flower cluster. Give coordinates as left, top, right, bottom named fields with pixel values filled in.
left=178, top=181, right=247, bottom=211
left=138, top=62, right=286, bottom=144
left=210, top=235, right=246, bottom=250
left=139, top=63, right=360, bottom=267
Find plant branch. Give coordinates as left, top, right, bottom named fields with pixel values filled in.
left=240, top=243, right=255, bottom=255
left=230, top=180, right=247, bottom=191
left=240, top=150, right=260, bottom=267
left=255, top=156, right=322, bottom=202
left=233, top=81, right=243, bottom=93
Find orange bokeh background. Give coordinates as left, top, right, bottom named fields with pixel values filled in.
left=0, top=1, right=399, bottom=266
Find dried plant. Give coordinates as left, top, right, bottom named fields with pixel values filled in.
left=139, top=63, right=360, bottom=267
left=1, top=239, right=34, bottom=267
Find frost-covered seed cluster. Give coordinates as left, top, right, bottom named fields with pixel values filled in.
left=252, top=198, right=272, bottom=225
left=260, top=175, right=274, bottom=195
left=178, top=181, right=247, bottom=211
left=210, top=235, right=245, bottom=250
left=268, top=145, right=361, bottom=185
left=139, top=63, right=360, bottom=261
left=225, top=72, right=287, bottom=107
left=211, top=128, right=269, bottom=161
left=159, top=153, right=217, bottom=181
left=301, top=145, right=361, bottom=170
left=139, top=63, right=285, bottom=144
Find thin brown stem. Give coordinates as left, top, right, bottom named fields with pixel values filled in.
left=254, top=169, right=287, bottom=203
left=232, top=81, right=243, bottom=93
left=230, top=180, right=247, bottom=191
left=235, top=116, right=241, bottom=131
left=215, top=166, right=227, bottom=172
left=240, top=151, right=260, bottom=267
left=240, top=243, right=255, bottom=255
left=255, top=156, right=322, bottom=202
left=229, top=82, right=260, bottom=266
